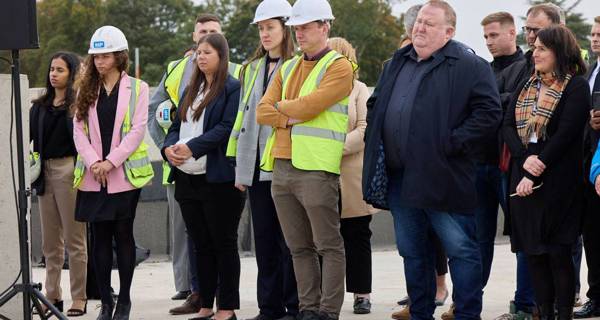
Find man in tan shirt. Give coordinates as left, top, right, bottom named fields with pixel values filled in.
left=256, top=0, right=353, bottom=319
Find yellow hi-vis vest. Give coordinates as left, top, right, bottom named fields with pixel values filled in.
left=73, top=76, right=155, bottom=189
left=260, top=51, right=349, bottom=174
left=161, top=56, right=242, bottom=184
left=226, top=57, right=265, bottom=157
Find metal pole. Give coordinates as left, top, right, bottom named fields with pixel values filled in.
left=11, top=49, right=32, bottom=320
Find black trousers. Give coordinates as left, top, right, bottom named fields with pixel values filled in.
left=583, top=182, right=600, bottom=301
left=174, top=171, right=245, bottom=310
left=526, top=245, right=575, bottom=309
left=340, top=215, right=373, bottom=294
left=249, top=179, right=299, bottom=318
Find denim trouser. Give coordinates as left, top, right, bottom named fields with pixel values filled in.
left=388, top=175, right=483, bottom=320
left=473, top=164, right=505, bottom=288
left=515, top=252, right=536, bottom=312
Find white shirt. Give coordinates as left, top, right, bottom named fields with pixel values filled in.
left=590, top=60, right=600, bottom=95
left=176, top=89, right=207, bottom=175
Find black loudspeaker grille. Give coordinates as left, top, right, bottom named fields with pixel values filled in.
left=0, top=0, right=39, bottom=50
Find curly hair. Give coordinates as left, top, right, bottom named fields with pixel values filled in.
left=74, top=50, right=129, bottom=121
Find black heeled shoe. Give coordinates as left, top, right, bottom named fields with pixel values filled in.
left=97, top=303, right=114, bottom=320
left=112, top=302, right=132, bottom=320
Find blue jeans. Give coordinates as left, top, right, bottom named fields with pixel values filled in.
left=473, top=164, right=506, bottom=288
left=388, top=174, right=483, bottom=320
left=515, top=252, right=536, bottom=312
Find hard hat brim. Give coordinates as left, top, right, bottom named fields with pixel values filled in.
left=88, top=45, right=129, bottom=54
left=285, top=16, right=334, bottom=26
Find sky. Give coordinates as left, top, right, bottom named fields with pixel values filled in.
left=391, top=0, right=598, bottom=61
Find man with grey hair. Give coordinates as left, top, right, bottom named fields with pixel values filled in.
left=363, top=1, right=501, bottom=319
left=400, top=4, right=423, bottom=47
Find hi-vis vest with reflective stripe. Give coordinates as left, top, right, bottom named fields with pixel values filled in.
left=226, top=58, right=265, bottom=157
left=161, top=56, right=242, bottom=184
left=73, top=76, right=155, bottom=189
left=260, top=51, right=349, bottom=174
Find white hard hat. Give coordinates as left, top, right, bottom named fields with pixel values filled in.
left=252, top=0, right=292, bottom=24
left=88, top=26, right=129, bottom=54
left=286, top=0, right=334, bottom=26
left=155, top=100, right=174, bottom=129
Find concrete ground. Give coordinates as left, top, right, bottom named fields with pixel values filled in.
left=32, top=244, right=598, bottom=320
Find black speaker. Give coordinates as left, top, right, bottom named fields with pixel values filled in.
left=0, top=0, right=39, bottom=50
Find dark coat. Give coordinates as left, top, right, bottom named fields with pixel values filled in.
left=502, top=76, right=591, bottom=253
left=362, top=40, right=502, bottom=213
left=29, top=102, right=75, bottom=195
left=162, top=75, right=240, bottom=183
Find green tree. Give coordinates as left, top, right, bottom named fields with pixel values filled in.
left=103, top=0, right=198, bottom=85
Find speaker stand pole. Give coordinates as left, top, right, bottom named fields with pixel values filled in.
left=0, top=50, right=67, bottom=320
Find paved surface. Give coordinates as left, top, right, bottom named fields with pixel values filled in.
left=31, top=244, right=599, bottom=320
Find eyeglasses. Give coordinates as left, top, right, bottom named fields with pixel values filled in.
left=522, top=26, right=541, bottom=35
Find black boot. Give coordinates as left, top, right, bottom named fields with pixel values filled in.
left=112, top=301, right=132, bottom=320
left=574, top=300, right=600, bottom=318
left=557, top=306, right=573, bottom=320
left=96, top=303, right=114, bottom=320
left=539, top=304, right=556, bottom=320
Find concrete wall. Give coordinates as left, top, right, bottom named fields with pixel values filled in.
left=0, top=74, right=28, bottom=318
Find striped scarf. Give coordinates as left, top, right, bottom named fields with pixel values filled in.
left=515, top=72, right=571, bottom=145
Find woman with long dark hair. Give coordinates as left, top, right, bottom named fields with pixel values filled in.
left=30, top=51, right=88, bottom=317
left=73, top=26, right=153, bottom=320
left=225, top=1, right=298, bottom=319
left=502, top=26, right=589, bottom=319
left=162, top=33, right=244, bottom=320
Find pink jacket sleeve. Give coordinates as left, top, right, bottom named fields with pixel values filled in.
left=73, top=113, right=101, bottom=169
left=106, top=81, right=150, bottom=168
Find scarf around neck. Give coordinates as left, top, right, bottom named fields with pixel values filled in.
left=515, top=72, right=572, bottom=145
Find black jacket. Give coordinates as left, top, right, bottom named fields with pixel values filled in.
left=502, top=76, right=591, bottom=247
left=473, top=48, right=526, bottom=164
left=162, top=75, right=240, bottom=183
left=29, top=102, right=75, bottom=195
left=362, top=40, right=502, bottom=213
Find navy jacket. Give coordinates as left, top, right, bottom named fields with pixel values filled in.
left=162, top=75, right=240, bottom=183
left=362, top=40, right=502, bottom=213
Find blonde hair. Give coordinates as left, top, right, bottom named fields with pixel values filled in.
left=328, top=37, right=358, bottom=79
left=481, top=12, right=515, bottom=27
left=425, top=0, right=456, bottom=28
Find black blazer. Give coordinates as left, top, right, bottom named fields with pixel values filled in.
left=29, top=102, right=75, bottom=195
left=162, top=75, right=240, bottom=183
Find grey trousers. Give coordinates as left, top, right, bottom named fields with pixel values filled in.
left=167, top=184, right=192, bottom=292
left=271, top=159, right=346, bottom=318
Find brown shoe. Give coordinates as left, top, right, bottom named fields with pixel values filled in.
left=391, top=306, right=410, bottom=320
left=169, top=292, right=202, bottom=315
left=441, top=303, right=455, bottom=320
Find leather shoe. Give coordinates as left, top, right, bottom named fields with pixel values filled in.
left=441, top=303, right=455, bottom=320
left=170, top=293, right=202, bottom=315
left=574, top=299, right=600, bottom=318
left=397, top=296, right=410, bottom=306
left=172, top=290, right=192, bottom=300
left=353, top=297, right=371, bottom=314
left=391, top=306, right=410, bottom=320
left=188, top=313, right=214, bottom=320
left=318, top=312, right=338, bottom=320
left=96, top=303, right=114, bottom=320
left=296, top=310, right=321, bottom=320
left=112, top=302, right=131, bottom=320
left=275, top=315, right=296, bottom=320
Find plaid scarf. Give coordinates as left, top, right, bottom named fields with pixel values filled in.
left=515, top=72, right=572, bottom=145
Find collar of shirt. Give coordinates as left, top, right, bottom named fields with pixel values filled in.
left=304, top=47, right=331, bottom=61
left=405, top=47, right=437, bottom=63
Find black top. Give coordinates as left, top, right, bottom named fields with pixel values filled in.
left=42, top=104, right=77, bottom=159
left=263, top=56, right=280, bottom=94
left=96, top=84, right=119, bottom=159
left=491, top=47, right=524, bottom=74
left=383, top=48, right=434, bottom=169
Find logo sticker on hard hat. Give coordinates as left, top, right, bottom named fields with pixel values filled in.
left=93, top=41, right=105, bottom=49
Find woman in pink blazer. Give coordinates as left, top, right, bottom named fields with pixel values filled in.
left=72, top=26, right=149, bottom=320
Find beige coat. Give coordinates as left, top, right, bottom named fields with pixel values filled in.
left=340, top=80, right=378, bottom=218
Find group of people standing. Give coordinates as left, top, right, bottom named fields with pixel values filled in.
left=29, top=0, right=600, bottom=320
